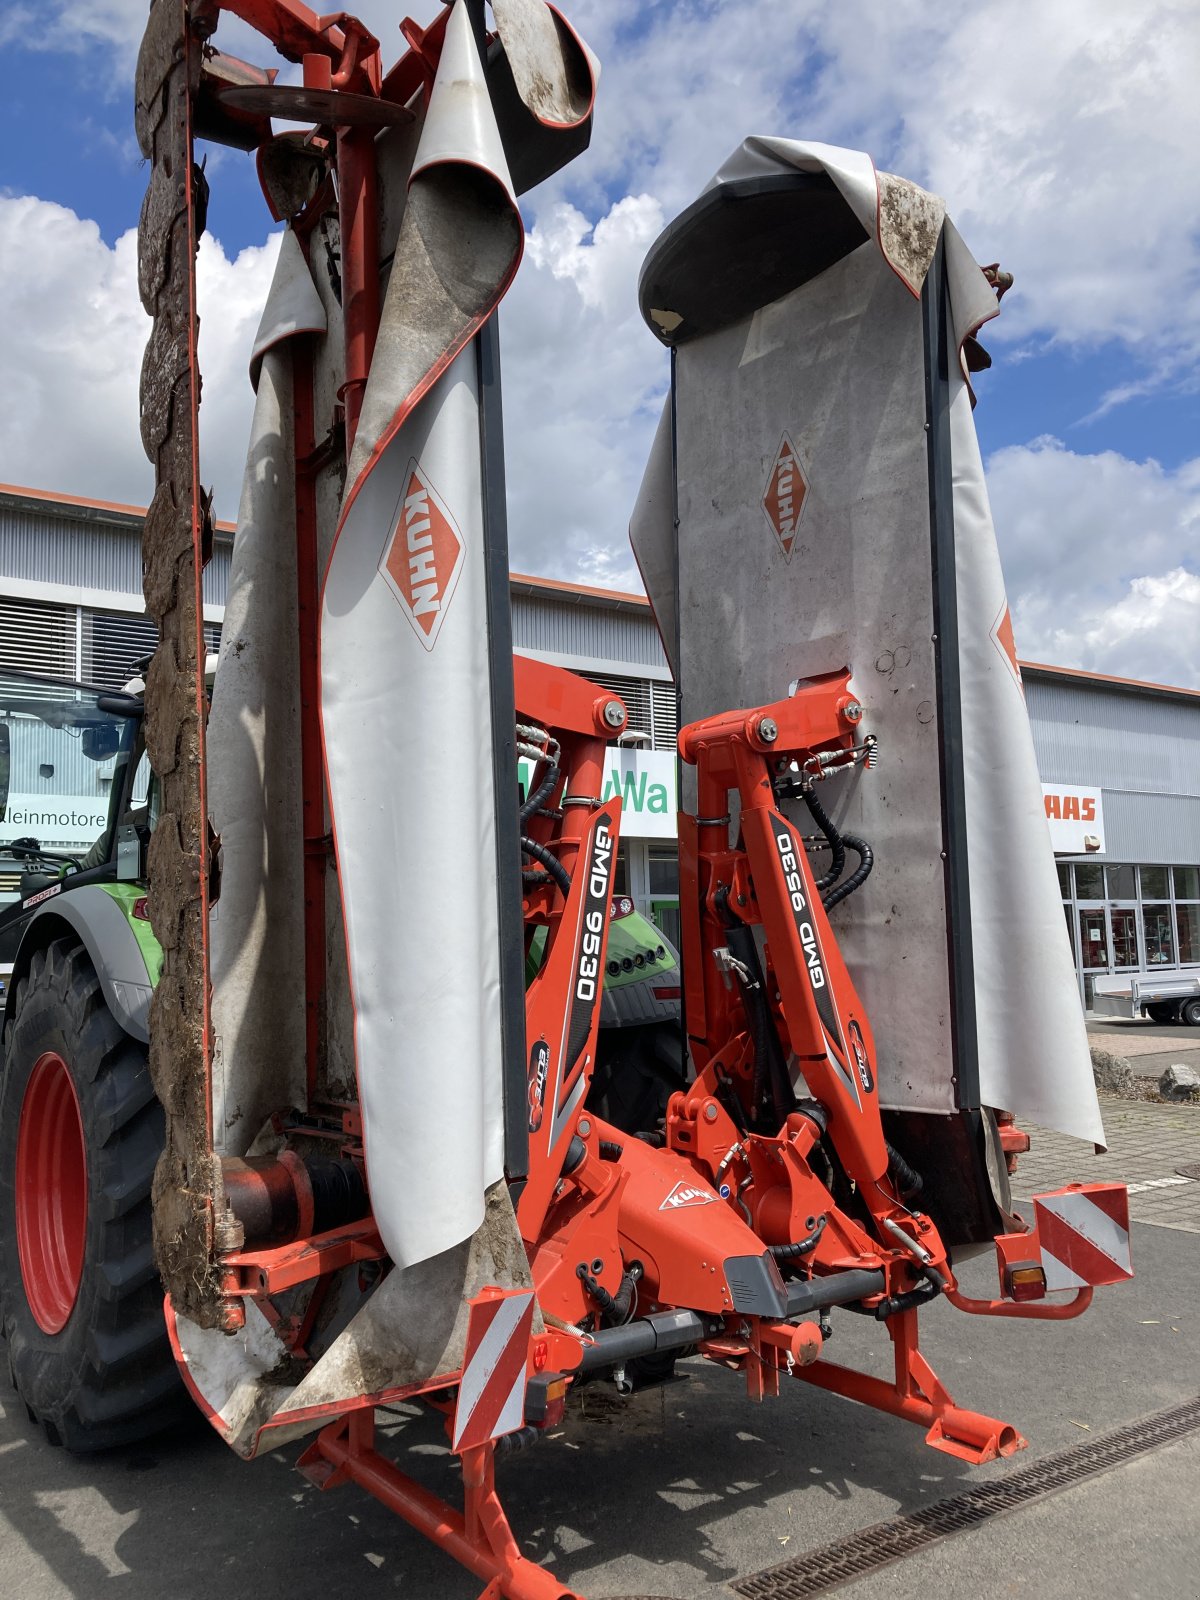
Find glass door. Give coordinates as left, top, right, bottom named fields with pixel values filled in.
left=1078, top=906, right=1109, bottom=1009
left=1110, top=905, right=1140, bottom=969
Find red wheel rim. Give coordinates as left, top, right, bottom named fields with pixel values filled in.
left=15, top=1051, right=88, bottom=1334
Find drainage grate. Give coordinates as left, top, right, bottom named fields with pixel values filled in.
left=732, top=1396, right=1200, bottom=1599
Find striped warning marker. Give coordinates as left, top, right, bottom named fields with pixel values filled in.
left=451, top=1287, right=536, bottom=1452
left=1034, top=1184, right=1133, bottom=1292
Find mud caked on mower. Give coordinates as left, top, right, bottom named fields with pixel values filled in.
left=0, top=4, right=1133, bottom=1597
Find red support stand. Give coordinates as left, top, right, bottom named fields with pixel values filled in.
left=791, top=1308, right=1026, bottom=1464
left=297, top=1410, right=582, bottom=1600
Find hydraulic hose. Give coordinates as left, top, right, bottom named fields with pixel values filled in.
left=801, top=784, right=845, bottom=893
left=823, top=833, right=873, bottom=910
left=520, top=764, right=560, bottom=829
left=885, top=1140, right=924, bottom=1198
left=726, top=921, right=792, bottom=1126
left=521, top=835, right=572, bottom=898
left=769, top=1213, right=828, bottom=1261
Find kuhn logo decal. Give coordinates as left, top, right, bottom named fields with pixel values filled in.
left=379, top=462, right=465, bottom=650
left=660, top=1181, right=717, bottom=1211
left=762, top=434, right=809, bottom=559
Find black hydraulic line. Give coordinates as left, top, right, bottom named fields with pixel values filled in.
left=885, top=1140, right=924, bottom=1198
left=578, top=1269, right=892, bottom=1374
left=769, top=1213, right=827, bottom=1261
left=579, top=1308, right=724, bottom=1372
left=520, top=764, right=560, bottom=828
left=785, top=1267, right=887, bottom=1319
left=577, top=1261, right=642, bottom=1323
left=823, top=833, right=873, bottom=910
left=521, top=834, right=572, bottom=898
left=726, top=922, right=792, bottom=1126
left=801, top=783, right=846, bottom=893
left=873, top=1267, right=945, bottom=1321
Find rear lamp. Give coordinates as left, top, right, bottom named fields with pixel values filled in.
left=610, top=896, right=635, bottom=919
left=132, top=896, right=151, bottom=921
left=634, top=953, right=645, bottom=967
left=652, top=985, right=681, bottom=1002
left=1004, top=1263, right=1047, bottom=1302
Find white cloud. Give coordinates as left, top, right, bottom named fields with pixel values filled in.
left=0, top=194, right=278, bottom=516
left=986, top=436, right=1200, bottom=685
left=501, top=193, right=667, bottom=588
left=3, top=3, right=1198, bottom=682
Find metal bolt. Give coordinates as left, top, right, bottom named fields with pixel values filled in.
left=843, top=700, right=863, bottom=723
left=602, top=700, right=625, bottom=729
left=578, top=1117, right=592, bottom=1137
left=704, top=1103, right=718, bottom=1122
left=758, top=716, right=779, bottom=744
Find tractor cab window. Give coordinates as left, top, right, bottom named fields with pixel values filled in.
left=0, top=668, right=143, bottom=879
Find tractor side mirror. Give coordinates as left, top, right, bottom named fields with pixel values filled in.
left=81, top=723, right=120, bottom=762
left=0, top=721, right=9, bottom=820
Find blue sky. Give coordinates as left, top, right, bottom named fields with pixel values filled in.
left=0, top=0, right=1197, bottom=683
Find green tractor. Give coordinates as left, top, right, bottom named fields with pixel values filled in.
left=0, top=665, right=683, bottom=1448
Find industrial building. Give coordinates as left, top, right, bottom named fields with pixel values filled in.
left=1, top=482, right=1197, bottom=1009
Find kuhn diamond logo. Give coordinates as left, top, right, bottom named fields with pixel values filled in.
left=659, top=1181, right=717, bottom=1212
left=762, top=434, right=808, bottom=559
left=379, top=461, right=465, bottom=650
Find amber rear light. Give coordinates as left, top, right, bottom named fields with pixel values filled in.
left=1005, top=1263, right=1047, bottom=1302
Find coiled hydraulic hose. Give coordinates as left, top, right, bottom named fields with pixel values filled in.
left=885, top=1140, right=924, bottom=1198
left=823, top=833, right=873, bottom=910
left=768, top=1213, right=828, bottom=1261
left=521, top=835, right=572, bottom=898
left=801, top=783, right=845, bottom=893
left=799, top=782, right=874, bottom=909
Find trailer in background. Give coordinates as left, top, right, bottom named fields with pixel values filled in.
left=1092, top=972, right=1200, bottom=1026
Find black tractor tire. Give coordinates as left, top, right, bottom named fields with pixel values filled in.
left=589, top=1023, right=688, bottom=1136
left=0, top=936, right=187, bottom=1450
left=1181, top=997, right=1200, bottom=1028
left=1146, top=1001, right=1181, bottom=1024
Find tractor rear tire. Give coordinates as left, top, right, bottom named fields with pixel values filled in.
left=0, top=936, right=187, bottom=1450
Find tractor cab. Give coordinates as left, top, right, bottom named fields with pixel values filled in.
left=0, top=668, right=150, bottom=963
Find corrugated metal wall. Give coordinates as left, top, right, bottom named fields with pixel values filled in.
left=511, top=592, right=668, bottom=673
left=0, top=504, right=230, bottom=608
left=1026, top=676, right=1200, bottom=863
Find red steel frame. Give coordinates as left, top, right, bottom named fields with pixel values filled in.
left=156, top=8, right=1126, bottom=1596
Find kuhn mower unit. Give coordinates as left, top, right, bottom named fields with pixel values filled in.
left=0, top=4, right=1132, bottom=1598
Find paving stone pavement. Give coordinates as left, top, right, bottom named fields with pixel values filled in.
left=1012, top=1094, right=1200, bottom=1234
left=1087, top=1027, right=1200, bottom=1071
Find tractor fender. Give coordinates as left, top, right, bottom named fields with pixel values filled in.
left=4, top=886, right=153, bottom=1044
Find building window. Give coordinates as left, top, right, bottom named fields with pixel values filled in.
left=1073, top=862, right=1103, bottom=900
left=1139, top=865, right=1169, bottom=900
left=1105, top=863, right=1136, bottom=900
left=583, top=670, right=678, bottom=752
left=1059, top=860, right=1200, bottom=1008
left=1143, top=905, right=1175, bottom=965
left=1178, top=905, right=1200, bottom=965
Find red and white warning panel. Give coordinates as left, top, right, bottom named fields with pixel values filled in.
left=1033, top=1184, right=1133, bottom=1291
left=451, top=1288, right=536, bottom=1453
